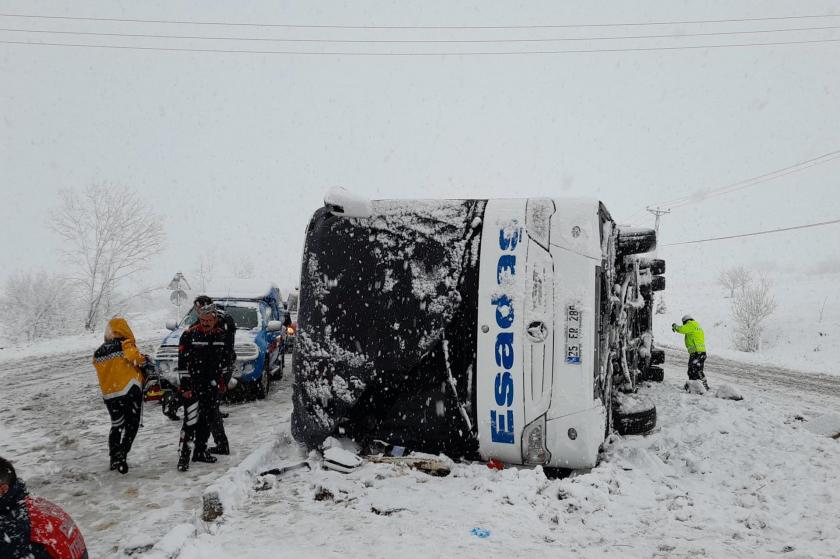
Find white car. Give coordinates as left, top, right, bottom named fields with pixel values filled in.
left=292, top=196, right=665, bottom=471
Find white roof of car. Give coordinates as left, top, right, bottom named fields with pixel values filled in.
left=203, top=279, right=281, bottom=301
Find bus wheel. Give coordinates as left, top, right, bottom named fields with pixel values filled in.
left=641, top=365, right=665, bottom=382
left=613, top=393, right=657, bottom=436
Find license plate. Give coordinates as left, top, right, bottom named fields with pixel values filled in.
left=566, top=304, right=582, bottom=364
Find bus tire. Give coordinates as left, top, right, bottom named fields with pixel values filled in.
left=650, top=349, right=665, bottom=365
left=642, top=365, right=664, bottom=382
left=617, top=227, right=657, bottom=255
left=615, top=405, right=657, bottom=436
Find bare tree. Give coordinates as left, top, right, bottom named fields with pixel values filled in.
left=51, top=183, right=165, bottom=331
left=194, top=252, right=216, bottom=292
left=232, top=256, right=255, bottom=280
left=718, top=266, right=752, bottom=298
left=655, top=294, right=668, bottom=315
left=731, top=275, right=777, bottom=352
left=0, top=270, right=75, bottom=342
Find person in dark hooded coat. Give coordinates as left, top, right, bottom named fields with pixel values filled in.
left=0, top=456, right=88, bottom=559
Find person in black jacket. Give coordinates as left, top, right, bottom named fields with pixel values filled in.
left=176, top=303, right=232, bottom=471
left=193, top=295, right=235, bottom=455
left=0, top=456, right=89, bottom=559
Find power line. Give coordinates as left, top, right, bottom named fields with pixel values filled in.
left=663, top=218, right=840, bottom=246
left=658, top=149, right=840, bottom=209
left=3, top=24, right=839, bottom=44
left=1, top=12, right=840, bottom=29
left=3, top=36, right=840, bottom=56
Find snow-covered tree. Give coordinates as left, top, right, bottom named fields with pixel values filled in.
left=0, top=270, right=76, bottom=342
left=731, top=275, right=777, bottom=352
left=718, top=266, right=752, bottom=298
left=51, top=183, right=165, bottom=331
left=194, top=252, right=216, bottom=292
left=232, top=256, right=255, bottom=280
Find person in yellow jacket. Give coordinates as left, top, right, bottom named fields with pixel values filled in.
left=672, top=314, right=709, bottom=390
left=93, top=317, right=149, bottom=474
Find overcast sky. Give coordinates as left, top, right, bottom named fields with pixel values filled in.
left=2, top=1, right=839, bottom=296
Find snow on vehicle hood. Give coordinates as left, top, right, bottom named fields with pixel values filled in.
left=160, top=326, right=260, bottom=348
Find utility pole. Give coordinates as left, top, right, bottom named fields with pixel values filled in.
left=646, top=206, right=670, bottom=315
left=646, top=206, right=671, bottom=238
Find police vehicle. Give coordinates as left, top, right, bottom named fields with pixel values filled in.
left=153, top=282, right=288, bottom=401
left=291, top=192, right=665, bottom=470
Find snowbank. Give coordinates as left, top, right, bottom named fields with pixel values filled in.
left=0, top=308, right=171, bottom=362
left=201, top=433, right=304, bottom=521
left=140, top=432, right=307, bottom=557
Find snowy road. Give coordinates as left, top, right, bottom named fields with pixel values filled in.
left=0, top=339, right=294, bottom=558
left=664, top=347, right=840, bottom=410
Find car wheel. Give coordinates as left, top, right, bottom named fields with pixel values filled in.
left=543, top=468, right=574, bottom=479
left=256, top=357, right=270, bottom=400
left=271, top=350, right=284, bottom=381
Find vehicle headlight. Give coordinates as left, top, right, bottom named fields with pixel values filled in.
left=240, top=362, right=255, bottom=377
left=234, top=343, right=260, bottom=361
left=522, top=415, right=551, bottom=465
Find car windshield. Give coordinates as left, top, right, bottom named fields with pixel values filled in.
left=180, top=302, right=260, bottom=330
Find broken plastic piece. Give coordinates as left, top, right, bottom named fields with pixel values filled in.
left=323, top=447, right=363, bottom=473
left=487, top=458, right=505, bottom=471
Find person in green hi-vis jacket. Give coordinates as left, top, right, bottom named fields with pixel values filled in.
left=672, top=314, right=709, bottom=390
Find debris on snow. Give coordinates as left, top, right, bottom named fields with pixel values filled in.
left=366, top=454, right=453, bottom=477
left=713, top=383, right=744, bottom=401
left=803, top=413, right=840, bottom=439
left=323, top=447, right=363, bottom=473
left=685, top=379, right=707, bottom=395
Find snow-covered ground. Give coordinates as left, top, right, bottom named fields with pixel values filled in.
left=2, top=295, right=840, bottom=559
left=167, top=352, right=840, bottom=559
left=0, top=328, right=294, bottom=558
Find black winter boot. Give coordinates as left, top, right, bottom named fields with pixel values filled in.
left=209, top=445, right=229, bottom=455
left=192, top=449, right=218, bottom=463
left=177, top=444, right=191, bottom=472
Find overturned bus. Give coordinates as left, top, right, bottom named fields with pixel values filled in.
left=291, top=195, right=665, bottom=470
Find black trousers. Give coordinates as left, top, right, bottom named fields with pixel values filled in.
left=687, top=352, right=708, bottom=386
left=180, top=385, right=226, bottom=454
left=104, top=385, right=142, bottom=462
left=209, top=391, right=228, bottom=449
